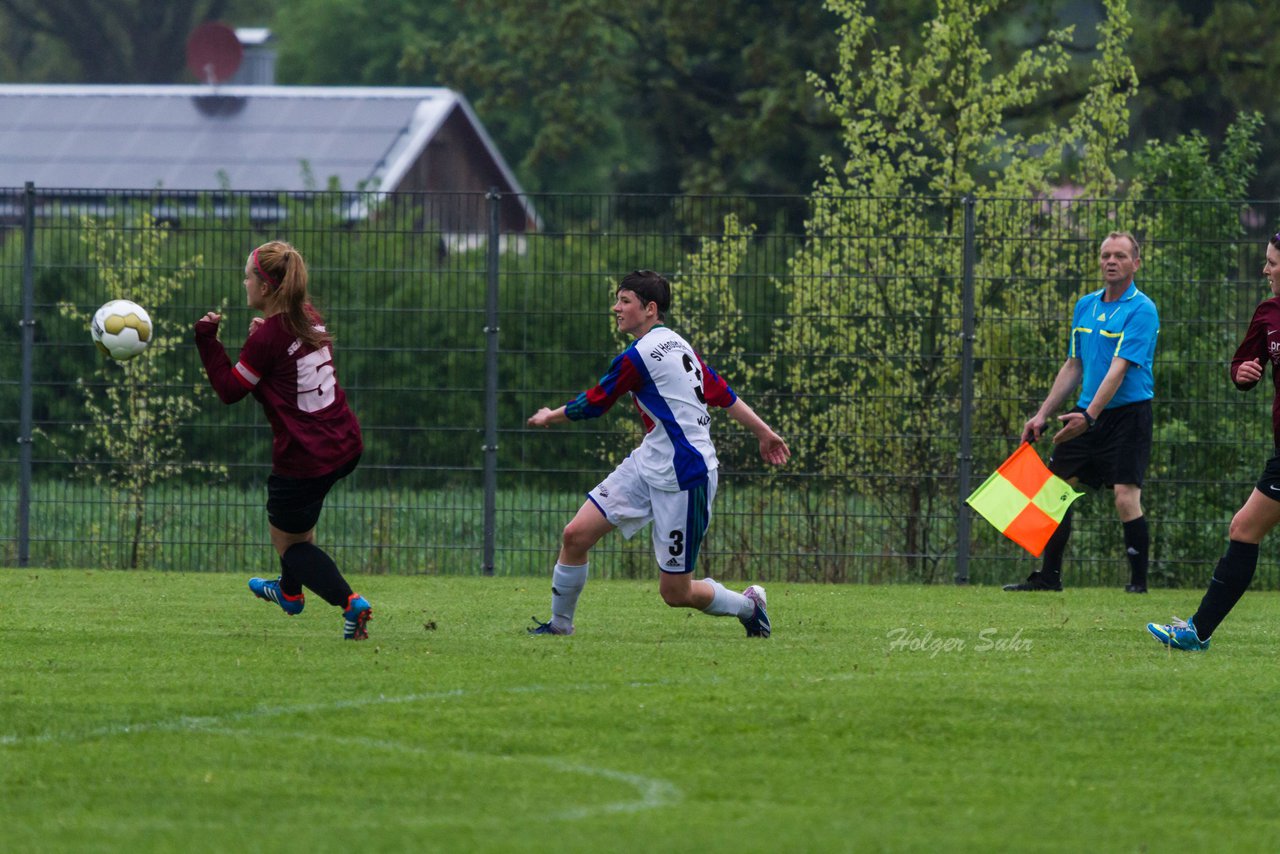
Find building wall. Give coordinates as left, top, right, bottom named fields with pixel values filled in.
left=394, top=108, right=531, bottom=233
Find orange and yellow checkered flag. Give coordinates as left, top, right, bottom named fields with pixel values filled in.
left=965, top=443, right=1084, bottom=557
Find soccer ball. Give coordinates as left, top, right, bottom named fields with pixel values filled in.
left=91, top=299, right=152, bottom=361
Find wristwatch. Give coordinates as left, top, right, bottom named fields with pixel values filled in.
left=1082, top=411, right=1096, bottom=431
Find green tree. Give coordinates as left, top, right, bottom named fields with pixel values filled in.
left=54, top=213, right=224, bottom=568
left=761, top=0, right=1136, bottom=580
left=440, top=0, right=844, bottom=196
left=1127, top=1, right=1280, bottom=198
left=272, top=0, right=845, bottom=197
left=997, top=1, right=1280, bottom=198
left=271, top=0, right=456, bottom=85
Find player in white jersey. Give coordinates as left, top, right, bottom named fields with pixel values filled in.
left=527, top=270, right=791, bottom=637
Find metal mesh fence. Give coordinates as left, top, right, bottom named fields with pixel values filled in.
left=3, top=186, right=1278, bottom=587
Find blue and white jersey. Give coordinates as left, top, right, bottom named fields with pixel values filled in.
left=1069, top=281, right=1159, bottom=408
left=564, top=325, right=738, bottom=490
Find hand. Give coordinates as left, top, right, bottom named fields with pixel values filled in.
left=527, top=407, right=557, bottom=428
left=194, top=311, right=221, bottom=336
left=1021, top=415, right=1049, bottom=444
left=758, top=432, right=791, bottom=466
left=248, top=316, right=265, bottom=337
left=1051, top=412, right=1091, bottom=445
left=1236, top=358, right=1263, bottom=384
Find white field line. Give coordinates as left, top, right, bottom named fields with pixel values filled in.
left=2, top=672, right=857, bottom=820
left=209, top=729, right=682, bottom=821
left=2, top=682, right=684, bottom=821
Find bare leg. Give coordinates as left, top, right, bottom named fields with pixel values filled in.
left=658, top=572, right=714, bottom=610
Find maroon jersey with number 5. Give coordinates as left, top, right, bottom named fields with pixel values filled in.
left=195, top=311, right=363, bottom=478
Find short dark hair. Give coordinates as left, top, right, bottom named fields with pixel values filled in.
left=618, top=270, right=671, bottom=319
left=1270, top=229, right=1280, bottom=253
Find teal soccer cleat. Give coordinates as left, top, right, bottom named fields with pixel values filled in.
left=1147, top=617, right=1209, bottom=652
left=249, top=576, right=304, bottom=615
left=343, top=594, right=372, bottom=640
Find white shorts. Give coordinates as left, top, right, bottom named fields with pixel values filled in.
left=587, top=454, right=718, bottom=574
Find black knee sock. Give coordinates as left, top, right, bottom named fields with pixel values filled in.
left=1123, top=516, right=1149, bottom=587
left=281, top=542, right=354, bottom=608
left=1191, top=540, right=1259, bottom=639
left=1040, top=508, right=1073, bottom=582
left=279, top=555, right=303, bottom=598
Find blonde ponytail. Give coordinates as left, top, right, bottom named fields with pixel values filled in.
left=250, top=241, right=331, bottom=351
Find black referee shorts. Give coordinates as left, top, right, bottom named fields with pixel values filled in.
left=266, top=454, right=360, bottom=534
left=1047, top=400, right=1152, bottom=490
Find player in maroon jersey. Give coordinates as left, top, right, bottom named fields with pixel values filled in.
left=1148, top=231, right=1280, bottom=651
left=195, top=240, right=372, bottom=640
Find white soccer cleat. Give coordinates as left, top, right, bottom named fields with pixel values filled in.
left=740, top=585, right=771, bottom=638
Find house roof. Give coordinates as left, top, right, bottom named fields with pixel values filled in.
left=0, top=83, right=530, bottom=201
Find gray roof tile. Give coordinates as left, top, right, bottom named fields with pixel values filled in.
left=0, top=84, right=525, bottom=196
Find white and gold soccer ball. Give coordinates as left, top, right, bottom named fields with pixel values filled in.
left=91, top=299, right=152, bottom=361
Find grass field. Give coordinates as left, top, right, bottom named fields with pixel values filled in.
left=6, top=570, right=1280, bottom=852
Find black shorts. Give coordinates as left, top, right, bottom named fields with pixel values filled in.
left=1255, top=451, right=1280, bottom=501
left=267, top=454, right=360, bottom=534
left=1048, top=400, right=1152, bottom=490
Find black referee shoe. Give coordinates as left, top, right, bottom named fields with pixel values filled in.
left=1002, top=572, right=1062, bottom=592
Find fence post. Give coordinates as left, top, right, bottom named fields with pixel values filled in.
left=18, top=182, right=35, bottom=567
left=955, top=195, right=977, bottom=584
left=481, top=189, right=501, bottom=576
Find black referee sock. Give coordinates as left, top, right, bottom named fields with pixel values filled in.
left=1123, top=516, right=1149, bottom=587
left=282, top=542, right=354, bottom=608
left=1039, top=508, right=1073, bottom=584
left=1191, top=540, right=1259, bottom=639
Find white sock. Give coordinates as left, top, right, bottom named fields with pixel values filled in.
left=700, top=578, right=753, bottom=619
left=550, top=562, right=588, bottom=631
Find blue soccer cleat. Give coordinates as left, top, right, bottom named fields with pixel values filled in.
left=249, top=576, right=304, bottom=615
left=343, top=594, right=373, bottom=640
left=1147, top=616, right=1209, bottom=652
left=740, top=585, right=771, bottom=638
left=527, top=616, right=573, bottom=636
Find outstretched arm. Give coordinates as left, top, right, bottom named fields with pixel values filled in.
left=531, top=350, right=640, bottom=428
left=528, top=405, right=570, bottom=428
left=724, top=399, right=790, bottom=466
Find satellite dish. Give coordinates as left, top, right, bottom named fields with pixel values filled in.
left=186, top=22, right=243, bottom=85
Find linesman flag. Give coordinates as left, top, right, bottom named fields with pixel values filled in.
left=965, top=443, right=1084, bottom=557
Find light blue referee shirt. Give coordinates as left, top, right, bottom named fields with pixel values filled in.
left=1068, top=280, right=1159, bottom=409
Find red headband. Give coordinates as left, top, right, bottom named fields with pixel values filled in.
left=252, top=247, right=280, bottom=289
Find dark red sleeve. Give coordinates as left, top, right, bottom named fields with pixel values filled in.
left=1231, top=300, right=1278, bottom=390
left=194, top=319, right=252, bottom=404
